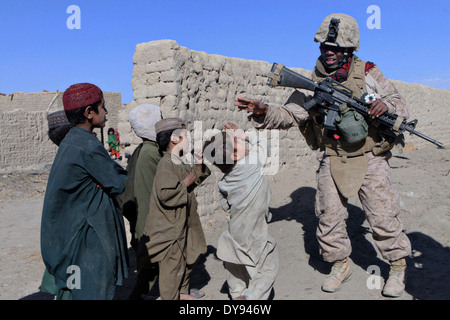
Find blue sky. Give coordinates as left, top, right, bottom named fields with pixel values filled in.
left=1, top=0, right=449, bottom=104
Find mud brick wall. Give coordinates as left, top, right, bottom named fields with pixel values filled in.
left=0, top=91, right=122, bottom=171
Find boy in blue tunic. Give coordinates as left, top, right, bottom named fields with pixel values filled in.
left=40, top=83, right=129, bottom=300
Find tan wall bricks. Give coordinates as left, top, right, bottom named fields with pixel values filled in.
left=0, top=91, right=122, bottom=171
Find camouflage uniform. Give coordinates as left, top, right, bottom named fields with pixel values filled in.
left=247, top=12, right=411, bottom=297
left=315, top=150, right=411, bottom=262
left=252, top=50, right=411, bottom=264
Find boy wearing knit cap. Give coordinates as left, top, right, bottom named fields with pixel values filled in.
left=39, top=109, right=73, bottom=299
left=141, top=118, right=210, bottom=300
left=47, top=110, right=73, bottom=146
left=40, top=83, right=129, bottom=300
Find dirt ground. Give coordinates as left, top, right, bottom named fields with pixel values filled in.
left=0, top=146, right=449, bottom=300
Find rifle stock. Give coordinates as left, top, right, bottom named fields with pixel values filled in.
left=267, top=63, right=445, bottom=149
left=268, top=63, right=319, bottom=92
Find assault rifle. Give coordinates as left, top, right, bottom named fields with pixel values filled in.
left=267, top=63, right=445, bottom=149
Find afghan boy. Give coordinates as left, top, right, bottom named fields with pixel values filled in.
left=203, top=122, right=279, bottom=300
left=40, top=83, right=129, bottom=300
left=141, top=118, right=210, bottom=300
left=39, top=109, right=73, bottom=299
left=119, top=104, right=162, bottom=300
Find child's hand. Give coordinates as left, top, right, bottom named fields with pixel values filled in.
left=224, top=121, right=247, bottom=141
left=183, top=172, right=196, bottom=187
left=223, top=121, right=239, bottom=131
left=193, top=149, right=203, bottom=165
left=193, top=149, right=204, bottom=172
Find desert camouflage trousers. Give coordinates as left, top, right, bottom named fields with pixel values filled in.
left=315, top=151, right=412, bottom=263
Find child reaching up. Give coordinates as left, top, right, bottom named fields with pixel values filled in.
left=203, top=121, right=279, bottom=300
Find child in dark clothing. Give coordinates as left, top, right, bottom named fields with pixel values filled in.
left=41, top=83, right=128, bottom=300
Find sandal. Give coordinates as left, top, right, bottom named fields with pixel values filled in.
left=189, top=288, right=205, bottom=299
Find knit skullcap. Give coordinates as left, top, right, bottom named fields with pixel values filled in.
left=63, top=83, right=103, bottom=111
left=47, top=110, right=71, bottom=130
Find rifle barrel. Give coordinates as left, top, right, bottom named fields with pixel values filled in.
left=403, top=127, right=445, bottom=149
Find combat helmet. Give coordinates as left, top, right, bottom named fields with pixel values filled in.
left=314, top=13, right=360, bottom=51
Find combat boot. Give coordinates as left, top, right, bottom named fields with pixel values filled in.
left=321, top=258, right=352, bottom=293
left=382, top=258, right=407, bottom=297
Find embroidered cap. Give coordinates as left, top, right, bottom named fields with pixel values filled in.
left=63, top=83, right=103, bottom=111
left=47, top=110, right=71, bottom=130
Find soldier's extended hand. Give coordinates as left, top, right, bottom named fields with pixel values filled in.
left=368, top=99, right=388, bottom=119
left=234, top=97, right=268, bottom=116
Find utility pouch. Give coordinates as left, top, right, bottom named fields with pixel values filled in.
left=371, top=130, right=400, bottom=156
left=335, top=104, right=368, bottom=144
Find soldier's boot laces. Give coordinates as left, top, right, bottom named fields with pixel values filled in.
left=382, top=258, right=407, bottom=298
left=321, top=258, right=352, bottom=293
